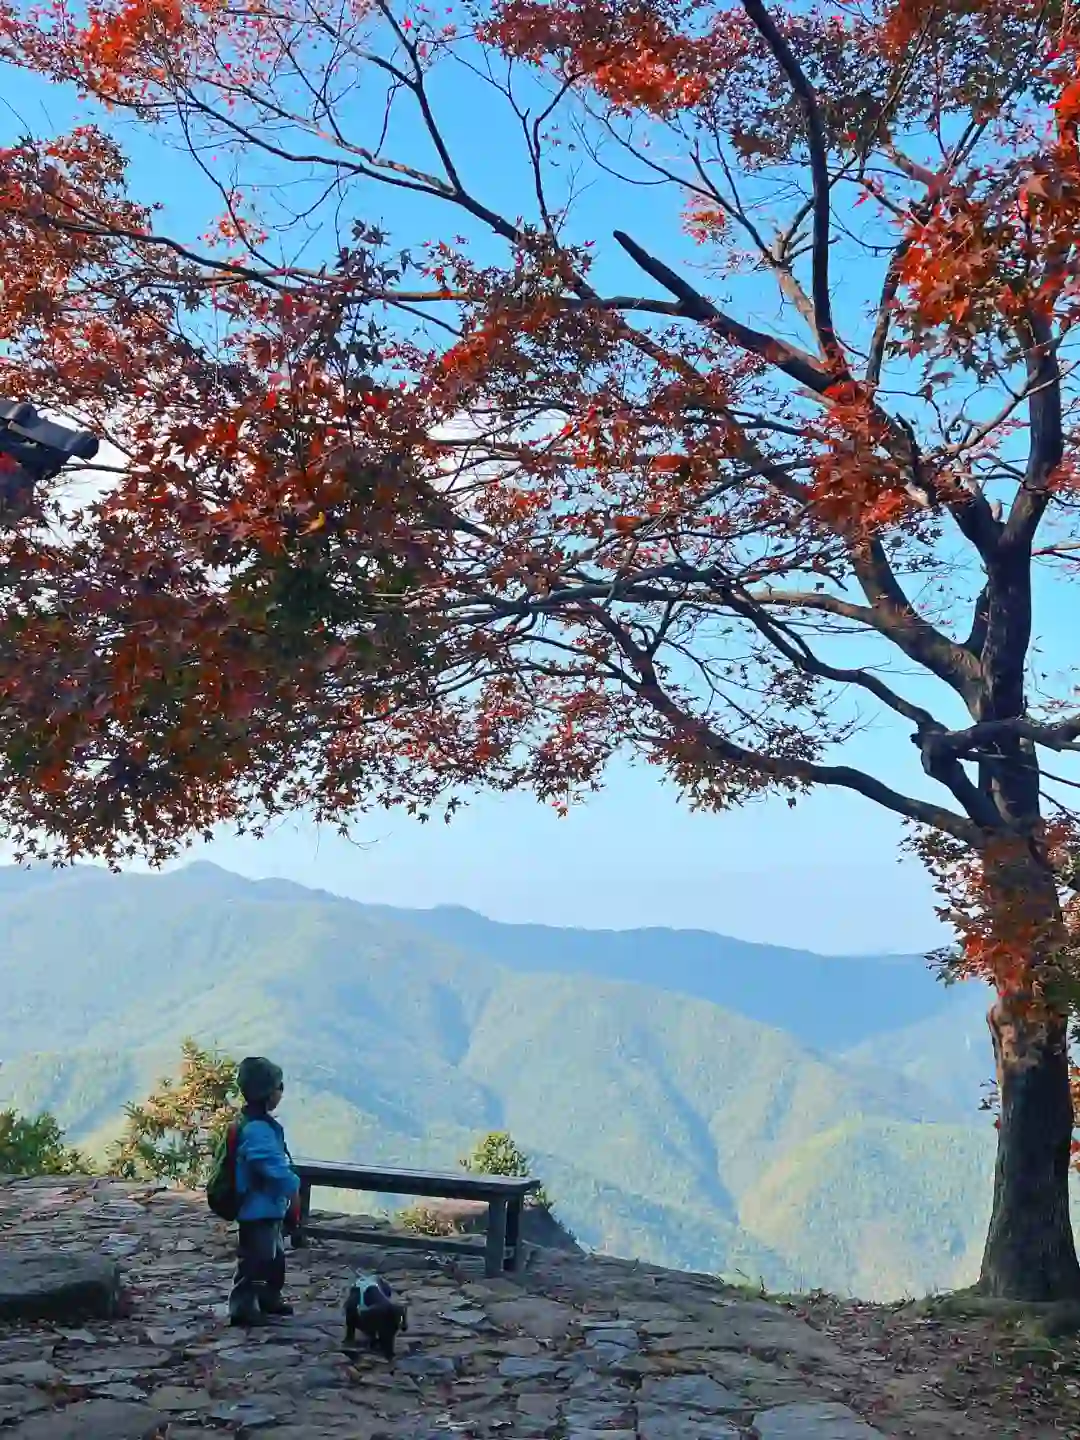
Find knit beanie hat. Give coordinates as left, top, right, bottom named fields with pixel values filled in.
left=237, top=1056, right=284, bottom=1104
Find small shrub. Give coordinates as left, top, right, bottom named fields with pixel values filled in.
left=460, top=1130, right=552, bottom=1211
left=398, top=1203, right=460, bottom=1237
left=0, top=1110, right=87, bottom=1176
left=110, top=1039, right=239, bottom=1188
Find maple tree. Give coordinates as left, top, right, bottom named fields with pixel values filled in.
left=0, top=121, right=444, bottom=855
left=4, top=0, right=1080, bottom=1300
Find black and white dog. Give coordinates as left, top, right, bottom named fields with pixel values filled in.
left=344, top=1274, right=409, bottom=1361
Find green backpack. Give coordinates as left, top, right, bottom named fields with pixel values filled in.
left=206, top=1116, right=246, bottom=1222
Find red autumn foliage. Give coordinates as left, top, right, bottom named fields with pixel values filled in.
left=5, top=0, right=1080, bottom=1297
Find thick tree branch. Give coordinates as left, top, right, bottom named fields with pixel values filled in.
left=913, top=732, right=1005, bottom=828
left=752, top=574, right=983, bottom=703
left=1003, top=312, right=1063, bottom=552
left=944, top=490, right=1006, bottom=561
left=930, top=716, right=1080, bottom=759
left=611, top=230, right=831, bottom=394
left=965, top=581, right=990, bottom=657
left=456, top=560, right=945, bottom=734
left=866, top=238, right=911, bottom=387
left=749, top=588, right=879, bottom=625
left=607, top=244, right=998, bottom=572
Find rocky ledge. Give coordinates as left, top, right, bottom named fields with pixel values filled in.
left=0, top=1175, right=1063, bottom=1438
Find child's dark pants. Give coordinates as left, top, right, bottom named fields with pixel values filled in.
left=229, top=1219, right=285, bottom=1321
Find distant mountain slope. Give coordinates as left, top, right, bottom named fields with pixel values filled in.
left=740, top=1118, right=996, bottom=1298
left=842, top=983, right=993, bottom=1117
left=0, top=861, right=996, bottom=1298
left=363, top=901, right=946, bottom=1050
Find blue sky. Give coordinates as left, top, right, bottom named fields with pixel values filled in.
left=163, top=773, right=941, bottom=953
left=2, top=42, right=1070, bottom=955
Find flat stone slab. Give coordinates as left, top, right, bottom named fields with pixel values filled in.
left=564, top=1397, right=635, bottom=1427
left=397, top=1353, right=458, bottom=1378
left=486, top=1296, right=577, bottom=1339
left=586, top=1326, right=640, bottom=1349
left=639, top=1375, right=743, bottom=1412
left=441, top=1307, right=486, bottom=1325
left=708, top=1355, right=822, bottom=1408
left=752, top=1402, right=887, bottom=1438
left=0, top=1362, right=62, bottom=1386
left=565, top=1431, right=635, bottom=1440
left=0, top=1386, right=51, bottom=1425
left=147, top=1385, right=215, bottom=1412
left=208, top=1400, right=282, bottom=1429
left=690, top=1306, right=857, bottom=1374
left=517, top=1392, right=562, bottom=1420
left=12, top=1400, right=166, bottom=1438
left=498, top=1355, right=562, bottom=1379
left=63, top=1347, right=170, bottom=1373
left=0, top=1253, right=120, bottom=1323
left=637, top=1408, right=741, bottom=1440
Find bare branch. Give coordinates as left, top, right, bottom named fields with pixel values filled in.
left=590, top=606, right=980, bottom=843
left=741, top=0, right=845, bottom=369
left=715, top=579, right=940, bottom=729
left=866, top=237, right=911, bottom=386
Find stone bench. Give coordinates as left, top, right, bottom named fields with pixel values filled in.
left=292, top=1160, right=540, bottom=1277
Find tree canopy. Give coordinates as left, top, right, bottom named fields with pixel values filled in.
left=5, top=0, right=1080, bottom=1297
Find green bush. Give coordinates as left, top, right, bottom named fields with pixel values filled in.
left=110, top=1039, right=239, bottom=1188
left=460, top=1130, right=552, bottom=1210
left=398, top=1203, right=460, bottom=1237
left=0, top=1110, right=87, bottom=1176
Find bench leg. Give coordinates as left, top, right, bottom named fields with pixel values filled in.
left=292, top=1179, right=312, bottom=1249
left=504, top=1197, right=524, bottom=1273
left=485, top=1198, right=508, bottom=1279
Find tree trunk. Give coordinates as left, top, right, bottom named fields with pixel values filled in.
left=977, top=994, right=1080, bottom=1299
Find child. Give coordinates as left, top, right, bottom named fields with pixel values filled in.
left=228, top=1056, right=300, bottom=1327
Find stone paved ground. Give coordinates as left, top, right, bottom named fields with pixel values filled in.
left=0, top=1176, right=1075, bottom=1438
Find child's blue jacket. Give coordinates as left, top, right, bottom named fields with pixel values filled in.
left=235, top=1114, right=299, bottom=1222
